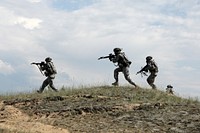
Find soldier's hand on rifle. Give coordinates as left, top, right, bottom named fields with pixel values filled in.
left=109, top=56, right=112, bottom=61
left=40, top=61, right=45, bottom=65
left=31, top=62, right=44, bottom=76
left=109, top=53, right=114, bottom=61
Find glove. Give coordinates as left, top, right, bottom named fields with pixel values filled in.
left=109, top=53, right=114, bottom=61
left=40, top=61, right=45, bottom=65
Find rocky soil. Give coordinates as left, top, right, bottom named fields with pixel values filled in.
left=0, top=87, right=200, bottom=133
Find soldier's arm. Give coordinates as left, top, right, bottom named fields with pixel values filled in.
left=138, top=65, right=149, bottom=73
left=112, top=54, right=123, bottom=63
left=39, top=62, right=46, bottom=71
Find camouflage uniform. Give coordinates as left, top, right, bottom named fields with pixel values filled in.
left=166, top=85, right=174, bottom=94
left=110, top=48, right=137, bottom=87
left=137, top=56, right=158, bottom=89
left=37, top=57, right=58, bottom=93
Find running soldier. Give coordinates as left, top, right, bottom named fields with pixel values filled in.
left=99, top=48, right=138, bottom=88
left=31, top=57, right=58, bottom=93
left=137, top=56, right=158, bottom=89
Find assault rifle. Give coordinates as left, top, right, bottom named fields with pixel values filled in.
left=136, top=71, right=148, bottom=77
left=31, top=62, right=45, bottom=76
left=31, top=62, right=40, bottom=65
left=136, top=67, right=148, bottom=77
left=98, top=53, right=115, bottom=60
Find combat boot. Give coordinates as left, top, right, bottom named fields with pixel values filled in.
left=112, top=82, right=119, bottom=86
left=37, top=90, right=42, bottom=93
left=151, top=84, right=157, bottom=89
left=134, top=85, right=140, bottom=89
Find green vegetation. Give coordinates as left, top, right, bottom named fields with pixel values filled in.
left=0, top=86, right=199, bottom=105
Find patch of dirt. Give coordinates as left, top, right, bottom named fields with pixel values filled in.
left=0, top=101, right=69, bottom=133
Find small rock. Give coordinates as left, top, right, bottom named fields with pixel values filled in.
left=178, top=111, right=189, bottom=116
left=169, top=127, right=184, bottom=133
left=187, top=123, right=195, bottom=128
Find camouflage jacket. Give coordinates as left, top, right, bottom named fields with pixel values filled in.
left=111, top=52, right=131, bottom=68
left=140, top=60, right=158, bottom=73
left=40, top=62, right=57, bottom=77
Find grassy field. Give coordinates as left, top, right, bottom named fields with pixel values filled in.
left=0, top=86, right=200, bottom=133
left=0, top=86, right=198, bottom=105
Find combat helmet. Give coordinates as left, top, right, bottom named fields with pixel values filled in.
left=113, top=48, right=122, bottom=54
left=167, top=85, right=173, bottom=88
left=45, top=57, right=52, bottom=62
left=146, top=56, right=153, bottom=61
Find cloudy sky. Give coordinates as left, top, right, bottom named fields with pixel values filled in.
left=0, top=0, right=199, bottom=98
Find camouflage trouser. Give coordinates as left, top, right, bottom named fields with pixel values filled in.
left=114, top=67, right=137, bottom=87
left=147, top=72, right=157, bottom=89
left=39, top=75, right=58, bottom=93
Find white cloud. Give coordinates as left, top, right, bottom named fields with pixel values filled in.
left=14, top=17, right=42, bottom=30
left=0, top=7, right=17, bottom=26
left=27, top=0, right=41, bottom=3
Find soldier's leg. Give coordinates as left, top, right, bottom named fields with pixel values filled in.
left=49, top=78, right=58, bottom=92
left=147, top=73, right=157, bottom=89
left=123, top=67, right=137, bottom=87
left=112, top=67, right=122, bottom=86
left=38, top=77, right=50, bottom=93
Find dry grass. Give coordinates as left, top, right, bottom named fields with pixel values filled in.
left=0, top=85, right=198, bottom=105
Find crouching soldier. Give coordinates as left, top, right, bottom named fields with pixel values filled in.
left=166, top=85, right=174, bottom=95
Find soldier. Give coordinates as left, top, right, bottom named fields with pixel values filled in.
left=31, top=57, right=58, bottom=93
left=166, top=85, right=174, bottom=94
left=137, top=56, right=158, bottom=89
left=108, top=48, right=138, bottom=88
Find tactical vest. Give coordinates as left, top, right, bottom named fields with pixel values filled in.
left=46, top=62, right=57, bottom=75
left=121, top=52, right=132, bottom=67
left=148, top=60, right=158, bottom=73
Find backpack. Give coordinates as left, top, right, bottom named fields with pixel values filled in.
left=46, top=62, right=57, bottom=74
left=149, top=60, right=158, bottom=73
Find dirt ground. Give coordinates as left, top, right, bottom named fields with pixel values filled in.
left=0, top=101, right=69, bottom=133
left=0, top=92, right=200, bottom=133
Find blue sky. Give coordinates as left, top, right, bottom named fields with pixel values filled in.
left=51, top=0, right=97, bottom=11
left=0, top=0, right=200, bottom=98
